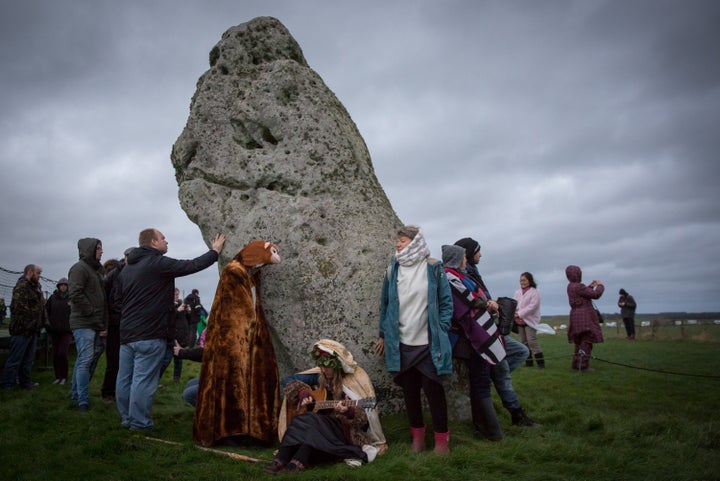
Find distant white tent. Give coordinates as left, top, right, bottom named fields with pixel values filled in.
left=535, top=323, right=556, bottom=335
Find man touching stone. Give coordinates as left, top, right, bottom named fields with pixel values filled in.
left=115, top=229, right=225, bottom=431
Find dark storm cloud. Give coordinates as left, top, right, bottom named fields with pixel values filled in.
left=0, top=0, right=718, bottom=314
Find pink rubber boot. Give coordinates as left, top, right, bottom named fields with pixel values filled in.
left=434, top=430, right=450, bottom=454
left=410, top=425, right=426, bottom=453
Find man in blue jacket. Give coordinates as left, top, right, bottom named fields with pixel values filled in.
left=114, top=228, right=225, bottom=431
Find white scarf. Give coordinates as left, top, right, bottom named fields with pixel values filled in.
left=395, top=230, right=430, bottom=266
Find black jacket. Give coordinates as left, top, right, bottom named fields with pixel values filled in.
left=46, top=290, right=71, bottom=333
left=618, top=294, right=637, bottom=319
left=184, top=292, right=202, bottom=324
left=104, top=262, right=124, bottom=328
left=116, top=246, right=218, bottom=344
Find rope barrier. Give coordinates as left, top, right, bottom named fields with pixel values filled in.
left=141, top=436, right=267, bottom=463
left=589, top=355, right=720, bottom=379
left=541, top=352, right=720, bottom=379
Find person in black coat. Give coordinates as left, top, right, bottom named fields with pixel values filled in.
left=618, top=289, right=637, bottom=340
left=113, top=228, right=225, bottom=431
left=45, top=278, right=72, bottom=385
left=183, top=289, right=202, bottom=347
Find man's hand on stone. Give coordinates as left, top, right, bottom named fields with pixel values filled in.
left=211, top=233, right=226, bottom=254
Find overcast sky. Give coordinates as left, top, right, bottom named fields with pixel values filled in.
left=1, top=0, right=719, bottom=315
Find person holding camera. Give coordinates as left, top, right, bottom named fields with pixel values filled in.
left=565, top=265, right=604, bottom=371
left=618, top=288, right=637, bottom=340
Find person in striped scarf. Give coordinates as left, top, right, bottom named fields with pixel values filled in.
left=442, top=244, right=506, bottom=441
left=454, top=237, right=538, bottom=428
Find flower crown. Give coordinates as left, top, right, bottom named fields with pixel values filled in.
left=310, top=345, right=342, bottom=370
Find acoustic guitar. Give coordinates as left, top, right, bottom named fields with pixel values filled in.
left=304, top=387, right=377, bottom=412
left=284, top=382, right=378, bottom=428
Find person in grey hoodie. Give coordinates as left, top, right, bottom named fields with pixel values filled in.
left=68, top=237, right=107, bottom=412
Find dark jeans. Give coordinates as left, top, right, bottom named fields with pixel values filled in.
left=101, top=324, right=120, bottom=397
left=88, top=334, right=106, bottom=379
left=465, top=349, right=492, bottom=400
left=1, top=333, right=38, bottom=388
left=622, top=317, right=635, bottom=337
left=159, top=346, right=183, bottom=379
left=49, top=331, right=73, bottom=381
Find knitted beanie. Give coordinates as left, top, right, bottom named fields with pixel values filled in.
left=454, top=237, right=480, bottom=263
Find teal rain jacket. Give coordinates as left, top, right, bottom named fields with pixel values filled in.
left=379, top=257, right=453, bottom=375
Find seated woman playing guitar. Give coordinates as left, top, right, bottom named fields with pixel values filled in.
left=264, top=339, right=386, bottom=474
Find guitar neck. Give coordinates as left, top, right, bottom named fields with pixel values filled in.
left=313, top=399, right=361, bottom=410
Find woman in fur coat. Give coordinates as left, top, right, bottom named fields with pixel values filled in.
left=193, top=241, right=281, bottom=446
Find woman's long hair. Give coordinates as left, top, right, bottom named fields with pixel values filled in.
left=318, top=368, right=345, bottom=400
left=521, top=271, right=537, bottom=289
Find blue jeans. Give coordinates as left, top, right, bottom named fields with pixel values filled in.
left=281, top=372, right=320, bottom=389
left=116, top=339, right=166, bottom=430
left=1, top=333, right=38, bottom=389
left=183, top=378, right=199, bottom=406
left=71, top=329, right=97, bottom=406
left=490, top=336, right=529, bottom=410
left=504, top=336, right=529, bottom=372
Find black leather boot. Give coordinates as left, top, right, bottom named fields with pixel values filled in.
left=471, top=397, right=504, bottom=441
left=509, top=407, right=538, bottom=427
left=525, top=345, right=534, bottom=367
left=535, top=352, right=545, bottom=369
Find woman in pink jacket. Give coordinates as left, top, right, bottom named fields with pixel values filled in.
left=513, top=272, right=544, bottom=369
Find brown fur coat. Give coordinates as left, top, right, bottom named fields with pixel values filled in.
left=192, top=258, right=280, bottom=446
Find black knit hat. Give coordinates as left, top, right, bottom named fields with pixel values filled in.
left=454, top=237, right=480, bottom=263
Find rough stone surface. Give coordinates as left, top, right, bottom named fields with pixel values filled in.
left=171, top=16, right=404, bottom=409
left=172, top=16, right=477, bottom=420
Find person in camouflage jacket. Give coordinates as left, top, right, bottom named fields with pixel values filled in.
left=1, top=264, right=48, bottom=389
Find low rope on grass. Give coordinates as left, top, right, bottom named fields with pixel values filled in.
left=588, top=356, right=720, bottom=379
left=540, top=353, right=720, bottom=379
left=141, top=436, right=267, bottom=463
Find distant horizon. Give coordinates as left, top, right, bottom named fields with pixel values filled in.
left=542, top=312, right=720, bottom=319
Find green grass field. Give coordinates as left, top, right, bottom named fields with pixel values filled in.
left=1, top=325, right=718, bottom=481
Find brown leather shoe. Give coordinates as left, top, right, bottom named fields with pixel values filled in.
left=262, top=458, right=286, bottom=474
left=280, top=460, right=307, bottom=474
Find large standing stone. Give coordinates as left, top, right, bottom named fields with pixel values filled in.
left=171, top=17, right=404, bottom=408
